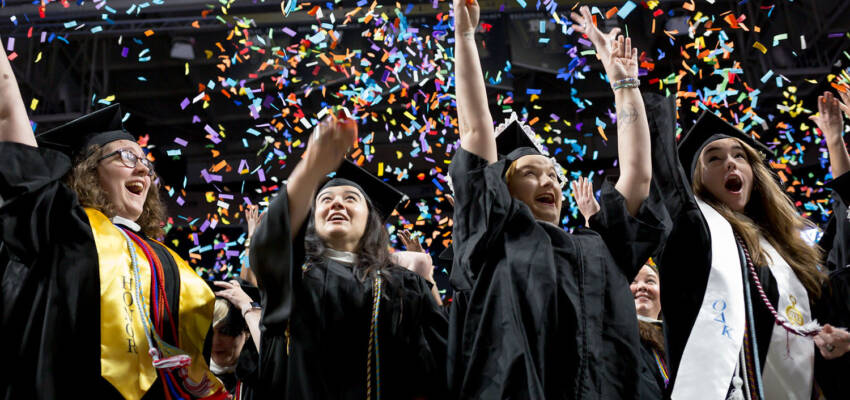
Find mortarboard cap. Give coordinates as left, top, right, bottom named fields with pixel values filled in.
left=494, top=112, right=547, bottom=163
left=35, top=104, right=134, bottom=159
left=493, top=112, right=568, bottom=191
left=319, top=159, right=408, bottom=223
left=678, top=110, right=774, bottom=182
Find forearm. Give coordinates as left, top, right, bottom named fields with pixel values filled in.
left=613, top=87, right=651, bottom=215
left=244, top=309, right=262, bottom=351
left=429, top=279, right=443, bottom=306
left=826, top=135, right=850, bottom=179
left=0, top=43, right=36, bottom=147
left=284, top=159, right=324, bottom=238
left=454, top=32, right=496, bottom=163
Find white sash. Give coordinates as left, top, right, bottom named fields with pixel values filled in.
left=760, top=239, right=815, bottom=400
left=671, top=199, right=746, bottom=400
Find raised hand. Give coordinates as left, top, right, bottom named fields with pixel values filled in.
left=810, top=91, right=844, bottom=142
left=571, top=177, right=600, bottom=227
left=814, top=324, right=850, bottom=360
left=569, top=6, right=621, bottom=70
left=213, top=280, right=255, bottom=314
left=453, top=0, right=480, bottom=36
left=246, top=204, right=261, bottom=238
left=837, top=88, right=850, bottom=119
left=399, top=229, right=425, bottom=253
left=811, top=91, right=850, bottom=177
left=303, top=111, right=358, bottom=177
left=608, top=35, right=639, bottom=83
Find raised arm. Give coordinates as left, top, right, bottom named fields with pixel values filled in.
left=0, top=38, right=36, bottom=147
left=285, top=115, right=358, bottom=238
left=453, top=0, right=496, bottom=164
left=571, top=8, right=650, bottom=215
left=812, top=91, right=850, bottom=179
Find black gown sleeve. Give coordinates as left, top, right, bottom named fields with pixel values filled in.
left=249, top=185, right=307, bottom=398
left=406, top=271, right=450, bottom=398
left=250, top=184, right=306, bottom=331
left=0, top=142, right=72, bottom=263
left=588, top=178, right=670, bottom=280
left=643, top=93, right=714, bottom=381
left=447, top=147, right=517, bottom=291
left=819, top=172, right=850, bottom=271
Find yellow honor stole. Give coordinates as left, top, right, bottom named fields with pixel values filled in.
left=86, top=208, right=224, bottom=400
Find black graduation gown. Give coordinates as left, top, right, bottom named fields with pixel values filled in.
left=249, top=186, right=448, bottom=399
left=646, top=94, right=850, bottom=398
left=0, top=142, right=187, bottom=399
left=636, top=325, right=666, bottom=400
left=446, top=147, right=669, bottom=399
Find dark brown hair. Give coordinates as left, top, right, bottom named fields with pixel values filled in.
left=693, top=137, right=825, bottom=299
left=303, top=192, right=393, bottom=282
left=64, top=144, right=166, bottom=238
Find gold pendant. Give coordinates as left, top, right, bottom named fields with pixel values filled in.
left=785, top=295, right=805, bottom=326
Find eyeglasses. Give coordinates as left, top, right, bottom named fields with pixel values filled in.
left=98, top=149, right=155, bottom=176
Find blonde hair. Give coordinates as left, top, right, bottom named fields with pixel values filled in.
left=65, top=144, right=166, bottom=238
left=693, top=138, right=825, bottom=299
left=213, top=298, right=229, bottom=328
left=504, top=159, right=520, bottom=184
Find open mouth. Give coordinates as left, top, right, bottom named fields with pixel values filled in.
left=724, top=175, right=743, bottom=194
left=535, top=193, right=556, bottom=207
left=327, top=213, right=349, bottom=222
left=125, top=181, right=145, bottom=196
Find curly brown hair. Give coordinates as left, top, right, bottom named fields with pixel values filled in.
left=64, top=144, right=166, bottom=238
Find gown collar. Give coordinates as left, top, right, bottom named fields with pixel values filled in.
left=323, top=248, right=357, bottom=265
left=210, top=359, right=236, bottom=375
left=637, top=315, right=662, bottom=325
left=111, top=215, right=141, bottom=233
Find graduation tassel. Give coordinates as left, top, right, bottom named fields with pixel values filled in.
left=366, top=271, right=383, bottom=400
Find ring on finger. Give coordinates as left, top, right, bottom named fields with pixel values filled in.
left=826, top=343, right=836, bottom=352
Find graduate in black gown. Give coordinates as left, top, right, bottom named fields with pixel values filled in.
left=249, top=114, right=448, bottom=399
left=447, top=3, right=669, bottom=398
left=209, top=280, right=262, bottom=399
left=648, top=89, right=850, bottom=399
left=0, top=45, right=225, bottom=399
left=574, top=178, right=668, bottom=399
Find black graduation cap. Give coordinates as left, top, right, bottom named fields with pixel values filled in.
left=678, top=110, right=774, bottom=182
left=493, top=112, right=568, bottom=191
left=319, top=159, right=408, bottom=223
left=35, top=104, right=134, bottom=159
left=494, top=112, right=548, bottom=163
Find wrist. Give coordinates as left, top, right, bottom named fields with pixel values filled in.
left=611, top=77, right=640, bottom=91
left=455, top=30, right=476, bottom=40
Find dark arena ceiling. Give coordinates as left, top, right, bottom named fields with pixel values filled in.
left=2, top=0, right=850, bottom=279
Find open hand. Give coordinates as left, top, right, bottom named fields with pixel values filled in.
left=572, top=176, right=600, bottom=227
left=569, top=6, right=621, bottom=69
left=810, top=91, right=845, bottom=143
left=399, top=229, right=425, bottom=253
left=303, top=111, right=358, bottom=177
left=246, top=205, right=261, bottom=237
left=453, top=0, right=479, bottom=36
left=814, top=324, right=850, bottom=360
left=608, top=35, right=639, bottom=83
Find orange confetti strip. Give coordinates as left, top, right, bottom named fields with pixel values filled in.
left=605, top=7, right=618, bottom=19
left=144, top=29, right=154, bottom=37
left=211, top=160, right=228, bottom=173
